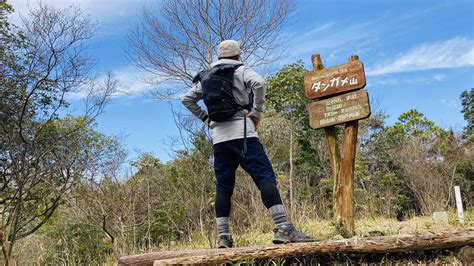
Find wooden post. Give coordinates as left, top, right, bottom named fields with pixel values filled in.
left=311, top=54, right=324, bottom=71
left=311, top=54, right=341, bottom=219
left=336, top=121, right=357, bottom=236
left=326, top=126, right=340, bottom=214
left=336, top=119, right=357, bottom=235
left=454, top=186, right=464, bottom=224
left=333, top=55, right=359, bottom=236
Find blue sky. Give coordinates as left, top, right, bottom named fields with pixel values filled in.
left=8, top=0, right=474, bottom=163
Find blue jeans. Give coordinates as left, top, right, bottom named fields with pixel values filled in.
left=213, top=137, right=276, bottom=194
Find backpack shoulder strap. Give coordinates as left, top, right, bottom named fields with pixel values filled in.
left=234, top=64, right=253, bottom=110
left=192, top=69, right=208, bottom=83
left=215, top=63, right=243, bottom=69
left=234, top=64, right=243, bottom=70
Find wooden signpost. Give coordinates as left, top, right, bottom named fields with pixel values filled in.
left=305, top=59, right=366, bottom=99
left=306, top=54, right=371, bottom=236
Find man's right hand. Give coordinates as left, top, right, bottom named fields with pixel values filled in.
left=201, top=115, right=210, bottom=126
left=247, top=113, right=261, bottom=130
left=202, top=116, right=216, bottom=129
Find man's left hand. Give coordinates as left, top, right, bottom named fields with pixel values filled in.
left=247, top=113, right=261, bottom=130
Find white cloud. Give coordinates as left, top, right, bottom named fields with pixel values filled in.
left=295, top=22, right=337, bottom=40
left=284, top=4, right=447, bottom=65
left=9, top=0, right=144, bottom=18
left=369, top=76, right=429, bottom=87
left=288, top=21, right=378, bottom=60
left=8, top=0, right=148, bottom=27
left=433, top=74, right=447, bottom=81
left=367, top=37, right=474, bottom=76
left=440, top=99, right=458, bottom=109
left=113, top=67, right=156, bottom=97
left=67, top=67, right=156, bottom=100
left=369, top=72, right=452, bottom=87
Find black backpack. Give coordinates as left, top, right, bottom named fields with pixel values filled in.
left=194, top=64, right=252, bottom=122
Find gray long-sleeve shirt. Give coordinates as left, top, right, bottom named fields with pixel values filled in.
left=181, top=59, right=266, bottom=144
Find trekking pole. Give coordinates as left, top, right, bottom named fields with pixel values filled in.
left=243, top=114, right=247, bottom=159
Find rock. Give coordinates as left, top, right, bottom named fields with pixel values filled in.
left=457, top=245, right=474, bottom=262
left=432, top=211, right=448, bottom=225
left=367, top=230, right=385, bottom=237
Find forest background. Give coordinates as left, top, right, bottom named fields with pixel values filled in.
left=1, top=0, right=473, bottom=264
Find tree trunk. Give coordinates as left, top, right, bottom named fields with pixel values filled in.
left=7, top=183, right=23, bottom=264
left=288, top=124, right=294, bottom=217
left=118, top=227, right=474, bottom=265
left=1, top=229, right=13, bottom=266
left=147, top=179, right=151, bottom=251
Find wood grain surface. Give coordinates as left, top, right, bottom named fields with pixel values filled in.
left=309, top=90, right=370, bottom=129
left=305, top=60, right=366, bottom=99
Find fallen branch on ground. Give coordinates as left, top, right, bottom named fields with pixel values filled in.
left=118, top=227, right=474, bottom=265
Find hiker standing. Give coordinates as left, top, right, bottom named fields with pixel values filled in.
left=181, top=40, right=313, bottom=248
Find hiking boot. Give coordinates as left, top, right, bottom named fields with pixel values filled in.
left=218, top=235, right=233, bottom=248
left=272, top=224, right=314, bottom=244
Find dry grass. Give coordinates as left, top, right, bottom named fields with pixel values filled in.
left=141, top=211, right=472, bottom=264
left=153, top=211, right=472, bottom=264
left=165, top=209, right=472, bottom=251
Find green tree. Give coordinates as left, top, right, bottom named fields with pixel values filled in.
left=266, top=61, right=309, bottom=120
left=266, top=62, right=331, bottom=217
left=0, top=2, right=115, bottom=263
left=458, top=88, right=474, bottom=209
left=386, top=109, right=447, bottom=141
left=132, top=153, right=163, bottom=175
left=356, top=143, right=416, bottom=220
left=383, top=110, right=453, bottom=215
left=39, top=210, right=113, bottom=264
left=460, top=88, right=473, bottom=136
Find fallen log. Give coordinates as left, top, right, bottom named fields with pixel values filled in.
left=118, top=227, right=474, bottom=265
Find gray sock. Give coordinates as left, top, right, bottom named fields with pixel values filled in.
left=268, top=204, right=290, bottom=228
left=216, top=217, right=231, bottom=236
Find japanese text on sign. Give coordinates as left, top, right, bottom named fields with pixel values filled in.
left=309, top=90, right=370, bottom=129
left=304, top=60, right=366, bottom=99
left=311, top=76, right=359, bottom=93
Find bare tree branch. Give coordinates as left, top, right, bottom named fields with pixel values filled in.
left=126, top=0, right=295, bottom=99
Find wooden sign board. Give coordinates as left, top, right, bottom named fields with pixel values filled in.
left=309, top=90, right=371, bottom=129
left=305, top=60, right=366, bottom=99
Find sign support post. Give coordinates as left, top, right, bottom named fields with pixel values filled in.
left=336, top=55, right=360, bottom=236
left=311, top=54, right=341, bottom=224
